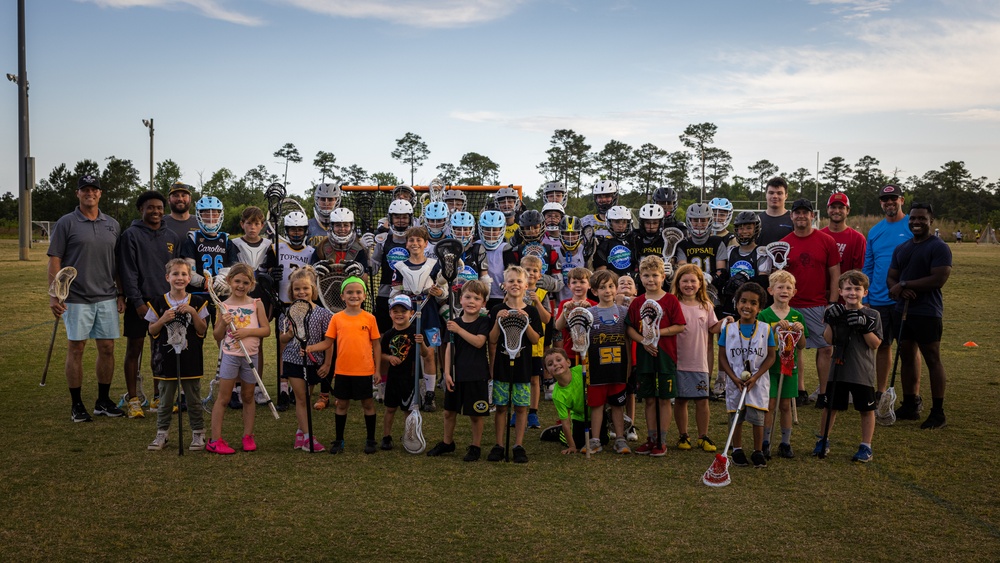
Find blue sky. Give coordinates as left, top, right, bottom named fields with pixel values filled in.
left=2, top=0, right=999, bottom=203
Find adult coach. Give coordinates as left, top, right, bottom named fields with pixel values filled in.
left=781, top=199, right=840, bottom=408
left=887, top=203, right=952, bottom=429
left=862, top=185, right=913, bottom=399
left=820, top=192, right=866, bottom=273
left=163, top=182, right=199, bottom=240
left=47, top=175, right=125, bottom=422
left=757, top=176, right=794, bottom=245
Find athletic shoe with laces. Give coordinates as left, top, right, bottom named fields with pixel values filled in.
left=190, top=431, right=206, bottom=451
left=313, top=394, right=330, bottom=410
left=731, top=448, right=749, bottom=467
left=677, top=434, right=692, bottom=450
left=812, top=438, right=831, bottom=457
left=751, top=450, right=767, bottom=468
left=254, top=387, right=267, bottom=405
left=148, top=430, right=168, bottom=450
left=302, top=436, right=325, bottom=453
left=814, top=393, right=828, bottom=409
left=71, top=403, right=93, bottom=423
left=512, top=445, right=528, bottom=464
left=852, top=444, right=873, bottom=463
left=614, top=437, right=631, bottom=454
left=421, top=391, right=436, bottom=412
left=427, top=441, right=456, bottom=456
left=207, top=439, right=236, bottom=455
left=463, top=445, right=481, bottom=462
left=117, top=392, right=129, bottom=409
left=242, top=434, right=257, bottom=452
left=697, top=436, right=717, bottom=452
left=328, top=440, right=345, bottom=455
left=626, top=428, right=639, bottom=442
left=127, top=397, right=145, bottom=419
left=93, top=398, right=124, bottom=418
left=895, top=401, right=921, bottom=421
left=364, top=439, right=378, bottom=454
left=527, top=412, right=541, bottom=429
left=762, top=440, right=771, bottom=460
left=487, top=444, right=505, bottom=462
left=779, top=442, right=794, bottom=458
left=582, top=438, right=603, bottom=455
left=228, top=391, right=242, bottom=410
left=650, top=443, right=666, bottom=457
left=796, top=390, right=810, bottom=406
left=920, top=409, right=946, bottom=430
left=380, top=436, right=394, bottom=450
left=634, top=440, right=656, bottom=455
left=294, top=430, right=304, bottom=450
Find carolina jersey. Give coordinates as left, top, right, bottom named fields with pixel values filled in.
left=580, top=214, right=609, bottom=238
left=181, top=231, right=231, bottom=277
left=277, top=242, right=316, bottom=303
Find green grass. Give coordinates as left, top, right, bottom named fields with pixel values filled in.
left=1, top=240, right=999, bottom=561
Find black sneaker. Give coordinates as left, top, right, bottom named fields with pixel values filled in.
left=364, top=439, right=378, bottom=454
left=71, top=403, right=93, bottom=423
left=380, top=436, right=393, bottom=451
left=762, top=440, right=771, bottom=460
left=463, top=445, right=482, bottom=462
left=796, top=390, right=810, bottom=406
left=276, top=391, right=290, bottom=412
left=421, top=391, right=436, bottom=412
left=328, top=440, right=345, bottom=454
left=778, top=442, right=794, bottom=458
left=179, top=397, right=188, bottom=412
left=751, top=450, right=767, bottom=468
left=427, top=441, right=456, bottom=456
left=920, top=409, right=946, bottom=430
left=814, top=393, right=828, bottom=409
left=731, top=448, right=749, bottom=467
left=228, top=391, right=242, bottom=410
left=512, top=445, right=528, bottom=464
left=487, top=444, right=505, bottom=462
left=93, top=399, right=124, bottom=418
left=895, top=402, right=921, bottom=421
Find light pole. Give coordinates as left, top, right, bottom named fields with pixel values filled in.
left=142, top=119, right=154, bottom=191
left=14, top=0, right=32, bottom=260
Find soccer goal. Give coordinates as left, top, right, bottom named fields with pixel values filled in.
left=339, top=184, right=522, bottom=226
left=978, top=224, right=999, bottom=245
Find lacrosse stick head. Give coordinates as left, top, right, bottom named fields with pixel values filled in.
left=403, top=410, right=426, bottom=454
left=661, top=227, right=684, bottom=262
left=702, top=453, right=731, bottom=487
left=434, top=238, right=464, bottom=284
left=876, top=387, right=897, bottom=426
left=498, top=312, right=529, bottom=360
left=265, top=182, right=286, bottom=210
left=766, top=241, right=791, bottom=270
left=49, top=267, right=78, bottom=302
left=639, top=299, right=663, bottom=347
left=164, top=312, right=191, bottom=354
left=287, top=299, right=312, bottom=346
left=566, top=307, right=594, bottom=356
left=314, top=261, right=347, bottom=312
left=427, top=177, right=445, bottom=203
left=776, top=328, right=802, bottom=376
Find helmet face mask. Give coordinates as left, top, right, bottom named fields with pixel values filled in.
left=284, top=210, right=309, bottom=246
left=642, top=219, right=661, bottom=235
left=423, top=201, right=449, bottom=238
left=543, top=181, right=567, bottom=205
left=450, top=211, right=476, bottom=246
left=387, top=199, right=414, bottom=237
left=592, top=180, right=619, bottom=215
left=195, top=196, right=224, bottom=236
left=479, top=210, right=506, bottom=250
left=517, top=210, right=543, bottom=242
left=392, top=184, right=416, bottom=203
left=328, top=207, right=356, bottom=246
left=559, top=216, right=583, bottom=251
left=638, top=203, right=664, bottom=235
left=733, top=211, right=761, bottom=245
left=314, top=182, right=342, bottom=225
left=709, top=197, right=734, bottom=232
left=606, top=205, right=632, bottom=240
left=686, top=203, right=713, bottom=243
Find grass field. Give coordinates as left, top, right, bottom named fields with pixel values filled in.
left=1, top=239, right=998, bottom=561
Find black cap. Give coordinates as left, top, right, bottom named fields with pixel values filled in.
left=791, top=198, right=813, bottom=212
left=169, top=182, right=193, bottom=195
left=77, top=175, right=101, bottom=190
left=136, top=190, right=167, bottom=209
left=879, top=185, right=903, bottom=199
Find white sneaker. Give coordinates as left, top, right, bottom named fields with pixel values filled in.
left=254, top=387, right=267, bottom=405
left=190, top=430, right=206, bottom=451
left=626, top=428, right=639, bottom=442
left=148, top=430, right=168, bottom=451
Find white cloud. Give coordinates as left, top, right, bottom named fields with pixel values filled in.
left=450, top=109, right=688, bottom=141
left=937, top=108, right=1000, bottom=121
left=809, top=0, right=896, bottom=19
left=80, top=0, right=263, bottom=26
left=279, top=0, right=526, bottom=28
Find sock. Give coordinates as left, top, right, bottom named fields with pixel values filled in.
left=97, top=382, right=111, bottom=402
left=280, top=380, right=289, bottom=394
left=764, top=427, right=772, bottom=442
left=335, top=413, right=347, bottom=441
left=903, top=393, right=917, bottom=406
left=781, top=427, right=792, bottom=444
left=529, top=408, right=538, bottom=415
left=932, top=398, right=944, bottom=411
left=70, top=386, right=83, bottom=405
left=365, top=414, right=376, bottom=440
left=423, top=373, right=435, bottom=394
left=861, top=442, right=871, bottom=449
left=647, top=429, right=655, bottom=442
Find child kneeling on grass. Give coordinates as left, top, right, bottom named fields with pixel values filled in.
left=544, top=347, right=587, bottom=454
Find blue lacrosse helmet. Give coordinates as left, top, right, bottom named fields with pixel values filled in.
left=709, top=197, right=734, bottom=232
left=479, top=210, right=506, bottom=250
left=195, top=196, right=224, bottom=235
left=450, top=211, right=476, bottom=246
left=423, top=201, right=450, bottom=238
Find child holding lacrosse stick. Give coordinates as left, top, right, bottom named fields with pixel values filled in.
left=616, top=274, right=639, bottom=441
left=554, top=267, right=597, bottom=363
left=488, top=266, right=542, bottom=463
left=521, top=254, right=553, bottom=429
left=758, top=270, right=807, bottom=459
left=625, top=255, right=686, bottom=457
left=670, top=263, right=725, bottom=453
left=380, top=294, right=436, bottom=451
left=144, top=258, right=209, bottom=451
left=206, top=263, right=271, bottom=454
left=307, top=276, right=382, bottom=455
left=718, top=282, right=776, bottom=469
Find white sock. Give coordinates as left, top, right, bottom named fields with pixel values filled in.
left=423, top=373, right=435, bottom=394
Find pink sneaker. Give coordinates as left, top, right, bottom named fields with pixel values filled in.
left=206, top=439, right=236, bottom=455
left=302, top=436, right=325, bottom=453
left=242, top=434, right=257, bottom=452
left=294, top=430, right=304, bottom=450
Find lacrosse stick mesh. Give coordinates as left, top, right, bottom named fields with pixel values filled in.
left=265, top=198, right=307, bottom=243
left=766, top=241, right=790, bottom=270
left=499, top=313, right=529, bottom=361
left=702, top=454, right=731, bottom=487
left=567, top=307, right=594, bottom=356
left=661, top=227, right=684, bottom=263
left=403, top=410, right=426, bottom=454
left=876, top=388, right=897, bottom=426
left=288, top=300, right=312, bottom=344
left=164, top=313, right=191, bottom=354
left=49, top=267, right=78, bottom=301
left=314, top=262, right=347, bottom=313
left=777, top=328, right=802, bottom=376
left=639, top=300, right=663, bottom=347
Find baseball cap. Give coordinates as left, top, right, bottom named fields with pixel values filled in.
left=879, top=185, right=903, bottom=199
left=790, top=198, right=814, bottom=212
left=169, top=182, right=193, bottom=195
left=77, top=175, right=101, bottom=190
left=827, top=193, right=850, bottom=207
left=388, top=294, right=413, bottom=310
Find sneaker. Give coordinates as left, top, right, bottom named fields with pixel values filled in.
left=328, top=440, right=345, bottom=455
left=582, top=438, right=603, bottom=455
left=147, top=430, right=168, bottom=450
left=380, top=436, right=394, bottom=451
left=71, top=403, right=93, bottom=423
left=650, top=443, right=666, bottom=457
left=294, top=430, right=304, bottom=450
left=852, top=444, right=873, bottom=463
left=117, top=392, right=129, bottom=409
left=364, top=439, right=378, bottom=454
left=150, top=397, right=160, bottom=411
left=207, top=439, right=236, bottom=455
left=626, top=428, right=639, bottom=442
left=751, top=450, right=767, bottom=468
left=512, top=445, right=528, bottom=464
left=302, top=436, right=325, bottom=453
left=276, top=391, right=290, bottom=412
left=190, top=430, right=206, bottom=451
left=427, top=441, right=456, bottom=456
left=228, top=391, right=242, bottom=410
left=796, top=390, right=810, bottom=406
left=242, top=434, right=257, bottom=452
left=779, top=442, right=794, bottom=458
left=814, top=393, right=828, bottom=409
left=421, top=391, right=436, bottom=412
left=254, top=387, right=268, bottom=405
left=677, top=434, right=692, bottom=450
left=375, top=382, right=385, bottom=404
left=895, top=402, right=921, bottom=421
left=697, top=436, right=717, bottom=453
left=920, top=410, right=946, bottom=430
left=614, top=437, right=631, bottom=454
left=762, top=440, right=771, bottom=460
left=463, top=445, right=481, bottom=462
left=313, top=394, right=329, bottom=410
left=731, top=448, right=749, bottom=467
left=635, top=440, right=655, bottom=455
left=487, top=444, right=505, bottom=462
left=94, top=398, right=124, bottom=418
left=127, top=397, right=145, bottom=419
left=812, top=438, right=830, bottom=457
left=527, top=412, right=541, bottom=429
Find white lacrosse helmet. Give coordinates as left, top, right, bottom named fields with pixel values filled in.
left=387, top=199, right=414, bottom=237
left=314, top=182, right=342, bottom=224
left=686, top=203, right=713, bottom=243
left=443, top=189, right=467, bottom=212
left=328, top=207, right=356, bottom=247
left=284, top=210, right=309, bottom=245
left=709, top=197, right=734, bottom=232
left=494, top=187, right=521, bottom=219
left=423, top=201, right=449, bottom=238
left=592, top=180, right=619, bottom=214
left=543, top=181, right=567, bottom=205
left=638, top=203, right=664, bottom=235
left=542, top=202, right=565, bottom=235
left=450, top=211, right=476, bottom=246
left=606, top=205, right=633, bottom=241
left=392, top=184, right=416, bottom=203
left=195, top=196, right=224, bottom=236
left=479, top=210, right=506, bottom=250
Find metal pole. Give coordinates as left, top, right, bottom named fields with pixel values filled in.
left=17, top=0, right=31, bottom=260
left=149, top=119, right=154, bottom=190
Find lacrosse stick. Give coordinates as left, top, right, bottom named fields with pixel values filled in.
left=818, top=330, right=851, bottom=460
left=265, top=183, right=286, bottom=402
left=205, top=273, right=280, bottom=420
left=314, top=261, right=348, bottom=313
left=661, top=227, right=684, bottom=275
left=287, top=299, right=315, bottom=451
left=41, top=267, right=77, bottom=386
left=353, top=191, right=377, bottom=300
left=265, top=198, right=306, bottom=244
left=164, top=313, right=191, bottom=456
left=703, top=379, right=749, bottom=487
left=876, top=300, right=909, bottom=426
left=567, top=307, right=594, bottom=457
left=435, top=239, right=463, bottom=419
left=499, top=311, right=529, bottom=462
left=769, top=327, right=803, bottom=453
left=639, top=299, right=665, bottom=451
left=765, top=242, right=790, bottom=271
left=403, top=295, right=430, bottom=454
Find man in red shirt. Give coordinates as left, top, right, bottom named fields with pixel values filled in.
left=820, top=193, right=866, bottom=273
left=781, top=199, right=841, bottom=409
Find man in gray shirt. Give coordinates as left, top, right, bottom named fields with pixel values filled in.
left=756, top=176, right=794, bottom=246
left=163, top=182, right=199, bottom=241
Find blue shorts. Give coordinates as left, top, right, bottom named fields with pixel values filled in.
left=492, top=381, right=530, bottom=407
left=63, top=300, right=120, bottom=341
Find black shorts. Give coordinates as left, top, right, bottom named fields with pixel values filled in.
left=283, top=362, right=322, bottom=386
left=829, top=381, right=876, bottom=412
left=125, top=304, right=150, bottom=339
left=333, top=375, right=374, bottom=401
left=443, top=380, right=490, bottom=417
left=626, top=367, right=638, bottom=395
left=384, top=372, right=416, bottom=410
left=531, top=357, right=544, bottom=377
left=873, top=305, right=902, bottom=348
left=899, top=314, right=943, bottom=345
left=375, top=295, right=392, bottom=334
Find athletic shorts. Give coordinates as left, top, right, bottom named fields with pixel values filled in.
left=587, top=383, right=627, bottom=408
left=492, top=381, right=530, bottom=407
left=532, top=356, right=544, bottom=377
left=675, top=370, right=710, bottom=399
left=899, top=314, right=943, bottom=345
left=283, top=361, right=322, bottom=386
left=63, top=299, right=120, bottom=341
left=333, top=374, right=373, bottom=401
left=124, top=303, right=150, bottom=339
left=873, top=305, right=902, bottom=348
left=729, top=406, right=765, bottom=427
left=636, top=371, right=677, bottom=400
left=375, top=294, right=391, bottom=334
left=769, top=371, right=799, bottom=400
left=626, top=367, right=638, bottom=395
left=830, top=381, right=876, bottom=412
left=801, top=306, right=831, bottom=349
left=443, top=380, right=490, bottom=416
left=383, top=372, right=416, bottom=410
left=220, top=353, right=256, bottom=384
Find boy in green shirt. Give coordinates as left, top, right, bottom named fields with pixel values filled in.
left=545, top=348, right=586, bottom=454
